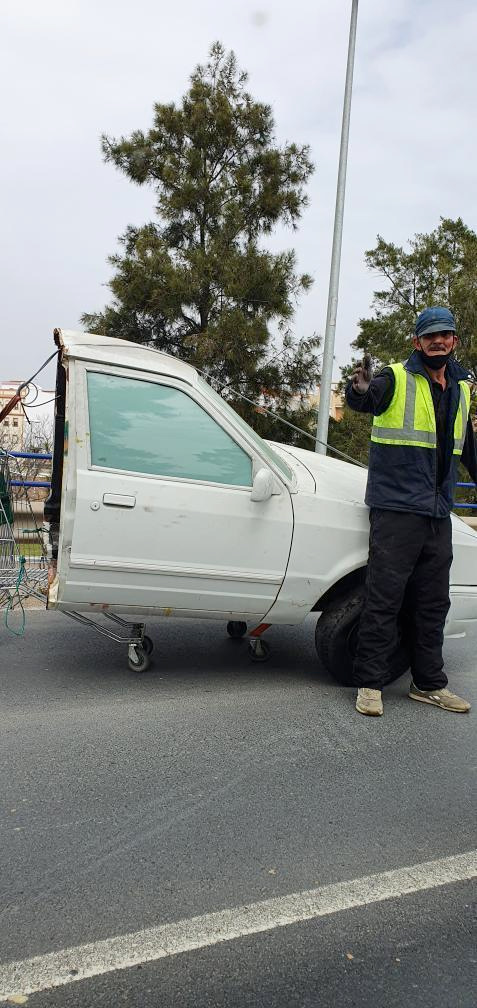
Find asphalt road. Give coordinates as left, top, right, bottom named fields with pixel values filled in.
left=1, top=610, right=476, bottom=1007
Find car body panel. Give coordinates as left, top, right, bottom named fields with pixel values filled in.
left=53, top=350, right=294, bottom=617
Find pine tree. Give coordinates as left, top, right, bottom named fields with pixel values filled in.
left=351, top=217, right=477, bottom=380
left=82, top=43, right=320, bottom=443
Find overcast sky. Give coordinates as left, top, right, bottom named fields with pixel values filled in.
left=2, top=0, right=476, bottom=389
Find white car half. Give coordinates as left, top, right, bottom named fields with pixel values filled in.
left=45, top=330, right=477, bottom=678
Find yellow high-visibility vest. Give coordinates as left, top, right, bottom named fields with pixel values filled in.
left=371, top=363, right=470, bottom=456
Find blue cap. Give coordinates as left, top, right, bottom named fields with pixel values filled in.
left=415, top=306, right=456, bottom=339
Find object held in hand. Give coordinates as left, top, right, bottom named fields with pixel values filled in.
left=352, top=353, right=373, bottom=394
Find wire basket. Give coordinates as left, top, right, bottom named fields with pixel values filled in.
left=0, top=450, right=49, bottom=609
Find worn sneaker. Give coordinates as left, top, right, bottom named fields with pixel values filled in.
left=408, top=683, right=471, bottom=713
left=356, top=688, right=383, bottom=717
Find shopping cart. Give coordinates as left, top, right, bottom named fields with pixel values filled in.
left=0, top=450, right=49, bottom=622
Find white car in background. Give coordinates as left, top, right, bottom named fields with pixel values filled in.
left=45, top=330, right=477, bottom=678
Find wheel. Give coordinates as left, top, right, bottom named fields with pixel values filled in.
left=142, top=635, right=154, bottom=656
left=227, top=620, right=248, bottom=639
left=315, top=586, right=410, bottom=686
left=127, top=644, right=150, bottom=673
left=248, top=639, right=271, bottom=663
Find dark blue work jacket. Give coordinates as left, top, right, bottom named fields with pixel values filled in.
left=345, top=352, right=477, bottom=518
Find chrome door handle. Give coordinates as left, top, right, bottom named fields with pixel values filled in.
left=102, top=493, right=136, bottom=508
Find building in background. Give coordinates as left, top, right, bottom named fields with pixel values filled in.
left=289, top=383, right=344, bottom=420
left=0, top=382, right=25, bottom=448
left=306, top=383, right=344, bottom=421
left=0, top=382, right=55, bottom=451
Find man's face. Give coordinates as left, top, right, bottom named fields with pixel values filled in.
left=412, top=330, right=457, bottom=355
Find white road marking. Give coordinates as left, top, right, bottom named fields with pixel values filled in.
left=1, top=850, right=476, bottom=1001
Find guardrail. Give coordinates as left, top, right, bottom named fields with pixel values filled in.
left=455, top=482, right=477, bottom=509
left=10, top=481, right=52, bottom=488
left=6, top=450, right=53, bottom=490
left=5, top=452, right=477, bottom=509
left=9, top=451, right=53, bottom=461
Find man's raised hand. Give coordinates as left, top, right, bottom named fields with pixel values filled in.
left=352, top=353, right=373, bottom=394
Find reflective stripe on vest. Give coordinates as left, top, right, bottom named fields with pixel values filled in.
left=453, top=382, right=470, bottom=454
left=371, top=362, right=470, bottom=454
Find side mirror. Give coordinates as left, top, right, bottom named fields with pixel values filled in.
left=250, top=467, right=274, bottom=502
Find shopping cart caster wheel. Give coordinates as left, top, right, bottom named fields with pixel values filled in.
left=227, top=620, right=247, bottom=639
left=248, top=639, right=271, bottom=663
left=142, top=635, right=154, bottom=656
left=128, top=644, right=150, bottom=673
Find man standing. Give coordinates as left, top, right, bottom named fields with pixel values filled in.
left=346, top=306, right=476, bottom=716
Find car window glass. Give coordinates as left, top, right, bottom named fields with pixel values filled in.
left=197, top=377, right=293, bottom=482
left=87, top=372, right=253, bottom=486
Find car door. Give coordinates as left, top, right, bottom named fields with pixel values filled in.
left=59, top=364, right=294, bottom=617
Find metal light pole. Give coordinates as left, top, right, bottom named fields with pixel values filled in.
left=315, top=0, right=359, bottom=453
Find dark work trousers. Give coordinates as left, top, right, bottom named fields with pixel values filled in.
left=353, top=509, right=453, bottom=690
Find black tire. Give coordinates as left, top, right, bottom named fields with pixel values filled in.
left=315, top=586, right=410, bottom=686
left=142, top=635, right=154, bottom=656
left=227, top=620, right=248, bottom=639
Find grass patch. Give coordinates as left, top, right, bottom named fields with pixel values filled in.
left=17, top=541, right=44, bottom=557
